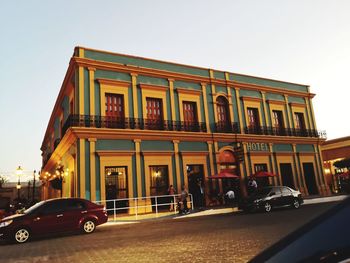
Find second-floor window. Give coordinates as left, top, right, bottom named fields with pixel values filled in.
left=247, top=107, right=259, bottom=128
left=183, top=101, right=197, bottom=124
left=217, top=96, right=230, bottom=128
left=105, top=93, right=124, bottom=118
left=146, top=98, right=163, bottom=129
left=294, top=112, right=306, bottom=130
left=272, top=110, right=284, bottom=129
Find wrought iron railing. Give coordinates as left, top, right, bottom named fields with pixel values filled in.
left=61, top=114, right=207, bottom=135
left=244, top=126, right=321, bottom=138
left=215, top=122, right=241, bottom=133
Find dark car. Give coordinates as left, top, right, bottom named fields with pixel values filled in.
left=239, top=186, right=303, bottom=213
left=249, top=197, right=350, bottom=262
left=0, top=198, right=108, bottom=244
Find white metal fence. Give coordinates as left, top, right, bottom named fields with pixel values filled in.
left=95, top=193, right=194, bottom=221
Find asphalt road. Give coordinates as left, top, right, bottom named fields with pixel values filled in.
left=0, top=202, right=340, bottom=263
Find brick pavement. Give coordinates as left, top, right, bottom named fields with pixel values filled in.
left=0, top=202, right=339, bottom=263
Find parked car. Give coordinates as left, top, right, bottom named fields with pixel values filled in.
left=239, top=186, right=303, bottom=213
left=0, top=198, right=108, bottom=244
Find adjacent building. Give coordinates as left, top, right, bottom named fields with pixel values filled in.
left=40, top=47, right=329, bottom=209
left=322, top=136, right=350, bottom=193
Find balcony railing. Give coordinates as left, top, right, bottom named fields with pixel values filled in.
left=244, top=126, right=322, bottom=138
left=215, top=122, right=240, bottom=133
left=62, top=114, right=207, bottom=135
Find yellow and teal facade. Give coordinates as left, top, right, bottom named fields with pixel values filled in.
left=40, top=46, right=330, bottom=206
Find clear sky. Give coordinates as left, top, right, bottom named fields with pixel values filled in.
left=1, top=0, right=349, bottom=181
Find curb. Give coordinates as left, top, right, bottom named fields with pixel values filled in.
left=105, top=195, right=348, bottom=225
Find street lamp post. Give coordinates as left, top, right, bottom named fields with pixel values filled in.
left=32, top=170, right=37, bottom=203
left=16, top=183, right=21, bottom=200
left=55, top=165, right=69, bottom=198
left=16, top=166, right=23, bottom=201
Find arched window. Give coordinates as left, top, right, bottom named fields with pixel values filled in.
left=216, top=96, right=230, bottom=131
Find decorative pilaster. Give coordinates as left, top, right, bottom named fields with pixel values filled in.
left=173, top=140, right=181, bottom=193
left=88, top=68, right=96, bottom=116
left=261, top=91, right=269, bottom=126
left=293, top=144, right=308, bottom=196
left=268, top=143, right=278, bottom=185
left=284, top=95, right=292, bottom=128
left=131, top=73, right=138, bottom=119
left=201, top=83, right=211, bottom=132
left=134, top=139, right=142, bottom=197
left=78, top=67, right=84, bottom=115
left=168, top=79, right=176, bottom=122
left=79, top=138, right=85, bottom=198
left=315, top=145, right=330, bottom=196
left=235, top=88, right=244, bottom=131
left=88, top=138, right=96, bottom=201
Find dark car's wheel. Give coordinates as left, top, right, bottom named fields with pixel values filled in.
left=264, top=202, right=272, bottom=212
left=292, top=199, right=300, bottom=209
left=82, top=220, right=96, bottom=234
left=14, top=228, right=30, bottom=243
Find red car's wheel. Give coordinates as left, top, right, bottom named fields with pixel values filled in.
left=14, top=228, right=30, bottom=243
left=82, top=220, right=96, bottom=234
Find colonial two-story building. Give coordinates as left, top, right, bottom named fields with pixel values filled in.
left=40, top=47, right=329, bottom=208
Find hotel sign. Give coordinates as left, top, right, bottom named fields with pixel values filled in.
left=246, top=142, right=269, bottom=152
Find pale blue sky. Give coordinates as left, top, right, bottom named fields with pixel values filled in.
left=1, top=0, right=349, bottom=181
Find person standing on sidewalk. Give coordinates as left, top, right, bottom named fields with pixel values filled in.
left=181, top=185, right=189, bottom=214
left=197, top=179, right=205, bottom=210
left=167, top=185, right=176, bottom=211
left=225, top=188, right=235, bottom=207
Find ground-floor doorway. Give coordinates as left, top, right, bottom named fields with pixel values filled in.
left=280, top=163, right=295, bottom=189
left=105, top=166, right=128, bottom=213
left=149, top=165, right=169, bottom=211
left=187, top=165, right=205, bottom=208
left=302, top=163, right=319, bottom=195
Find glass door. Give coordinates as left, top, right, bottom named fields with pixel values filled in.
left=105, top=166, right=128, bottom=214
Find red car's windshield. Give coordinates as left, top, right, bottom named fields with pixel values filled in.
left=24, top=201, right=45, bottom=214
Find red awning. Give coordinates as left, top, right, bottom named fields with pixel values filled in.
left=251, top=171, right=277, bottom=178
left=208, top=172, right=240, bottom=179
left=335, top=171, right=350, bottom=178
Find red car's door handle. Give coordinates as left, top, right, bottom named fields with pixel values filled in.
left=56, top=214, right=63, bottom=218
left=33, top=217, right=41, bottom=221
left=81, top=210, right=87, bottom=214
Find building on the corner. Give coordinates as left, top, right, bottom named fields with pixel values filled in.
left=321, top=136, right=350, bottom=193
left=40, top=46, right=329, bottom=210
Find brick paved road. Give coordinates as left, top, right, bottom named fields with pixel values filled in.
left=0, top=202, right=339, bottom=263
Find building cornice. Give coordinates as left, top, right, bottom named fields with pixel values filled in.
left=240, top=96, right=262, bottom=103
left=97, top=78, right=130, bottom=87
left=138, top=83, right=168, bottom=91
left=72, top=57, right=312, bottom=98
left=96, top=151, right=135, bottom=157
left=289, top=102, right=306, bottom=108
left=266, top=99, right=286, bottom=105
left=176, top=88, right=202, bottom=95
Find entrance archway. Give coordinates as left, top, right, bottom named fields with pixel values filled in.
left=216, top=150, right=243, bottom=201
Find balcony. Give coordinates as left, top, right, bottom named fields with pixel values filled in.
left=215, top=122, right=240, bottom=133
left=244, top=126, right=324, bottom=138
left=61, top=114, right=207, bottom=136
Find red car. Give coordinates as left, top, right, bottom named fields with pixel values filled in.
left=0, top=198, right=108, bottom=243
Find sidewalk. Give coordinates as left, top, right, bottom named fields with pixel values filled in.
left=105, top=194, right=348, bottom=225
